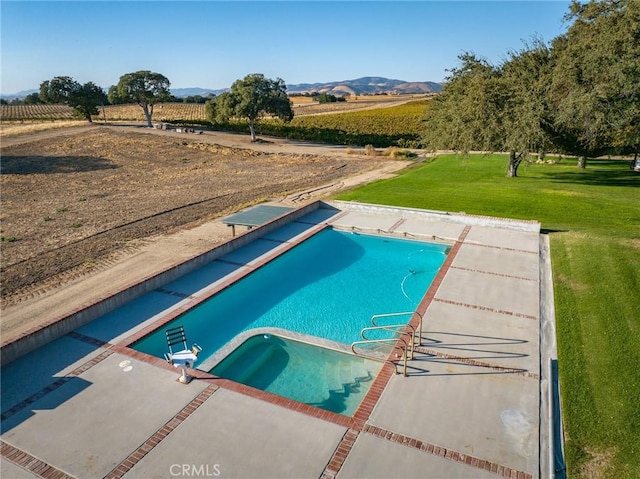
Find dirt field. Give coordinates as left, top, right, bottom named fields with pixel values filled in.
left=1, top=124, right=401, bottom=306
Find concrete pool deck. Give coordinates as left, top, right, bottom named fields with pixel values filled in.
left=1, top=200, right=559, bottom=479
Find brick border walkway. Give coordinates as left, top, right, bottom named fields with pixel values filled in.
left=104, top=385, right=218, bottom=479
left=0, top=441, right=74, bottom=479
left=362, top=424, right=533, bottom=479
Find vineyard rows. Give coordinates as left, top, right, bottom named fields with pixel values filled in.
left=95, top=103, right=207, bottom=122
left=1, top=98, right=431, bottom=147
left=290, top=100, right=430, bottom=137
left=0, top=104, right=77, bottom=121
left=1, top=96, right=426, bottom=122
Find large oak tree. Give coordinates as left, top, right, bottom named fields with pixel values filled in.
left=423, top=0, right=639, bottom=173
left=39, top=76, right=107, bottom=122
left=115, top=71, right=171, bottom=127
left=207, top=73, right=293, bottom=141
left=550, top=0, right=640, bottom=167
left=422, top=45, right=553, bottom=177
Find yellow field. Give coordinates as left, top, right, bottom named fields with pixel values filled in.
left=289, top=96, right=316, bottom=105
left=0, top=120, right=88, bottom=138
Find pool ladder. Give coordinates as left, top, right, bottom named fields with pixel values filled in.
left=351, top=311, right=423, bottom=377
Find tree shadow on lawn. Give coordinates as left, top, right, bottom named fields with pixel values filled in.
left=538, top=164, right=639, bottom=188
left=0, top=155, right=118, bottom=175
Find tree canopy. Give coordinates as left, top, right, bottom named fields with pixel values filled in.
left=423, top=0, right=639, bottom=174
left=39, top=76, right=107, bottom=122
left=206, top=73, right=293, bottom=141
left=115, top=71, right=171, bottom=127
left=313, top=93, right=346, bottom=104
left=24, top=92, right=44, bottom=105
left=422, top=46, right=553, bottom=177
left=549, top=0, right=640, bottom=166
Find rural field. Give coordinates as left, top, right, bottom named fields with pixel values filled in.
left=0, top=125, right=396, bottom=304
left=0, top=94, right=427, bottom=123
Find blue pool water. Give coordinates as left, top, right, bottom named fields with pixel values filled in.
left=210, top=334, right=383, bottom=416
left=133, top=228, right=447, bottom=365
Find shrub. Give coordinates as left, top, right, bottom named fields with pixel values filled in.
left=383, top=147, right=416, bottom=159
left=364, top=144, right=378, bottom=156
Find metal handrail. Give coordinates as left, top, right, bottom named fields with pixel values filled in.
left=370, top=311, right=424, bottom=346
left=351, top=337, right=409, bottom=377
left=360, top=324, right=415, bottom=359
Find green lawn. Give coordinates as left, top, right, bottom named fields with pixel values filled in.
left=336, top=154, right=640, bottom=478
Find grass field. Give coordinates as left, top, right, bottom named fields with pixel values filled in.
left=336, top=154, right=640, bottom=479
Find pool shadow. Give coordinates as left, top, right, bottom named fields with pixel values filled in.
left=405, top=330, right=533, bottom=377
left=420, top=331, right=529, bottom=360
left=311, top=371, right=374, bottom=415
left=1, top=155, right=118, bottom=175
left=537, top=162, right=639, bottom=188
left=1, top=334, right=97, bottom=433
left=77, top=290, right=199, bottom=344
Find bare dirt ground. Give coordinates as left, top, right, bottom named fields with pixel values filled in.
left=1, top=123, right=409, bottom=340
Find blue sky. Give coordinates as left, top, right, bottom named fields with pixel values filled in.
left=1, top=1, right=571, bottom=95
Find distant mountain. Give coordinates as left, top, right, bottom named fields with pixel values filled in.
left=285, top=76, right=443, bottom=96
left=171, top=77, right=443, bottom=98
left=1, top=89, right=38, bottom=100
left=170, top=87, right=227, bottom=98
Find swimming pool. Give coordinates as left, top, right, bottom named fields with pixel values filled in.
left=210, top=334, right=383, bottom=416
left=132, top=228, right=448, bottom=366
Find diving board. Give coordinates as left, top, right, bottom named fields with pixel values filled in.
left=222, top=204, right=294, bottom=236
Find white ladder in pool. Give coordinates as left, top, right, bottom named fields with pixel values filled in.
left=350, top=311, right=423, bottom=377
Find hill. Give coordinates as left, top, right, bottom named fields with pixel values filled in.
left=285, top=76, right=443, bottom=95
left=1, top=89, right=38, bottom=100
left=171, top=77, right=443, bottom=98
left=170, top=87, right=226, bottom=98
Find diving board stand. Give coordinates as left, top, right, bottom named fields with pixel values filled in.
left=222, top=204, right=294, bottom=236
left=164, top=325, right=202, bottom=384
